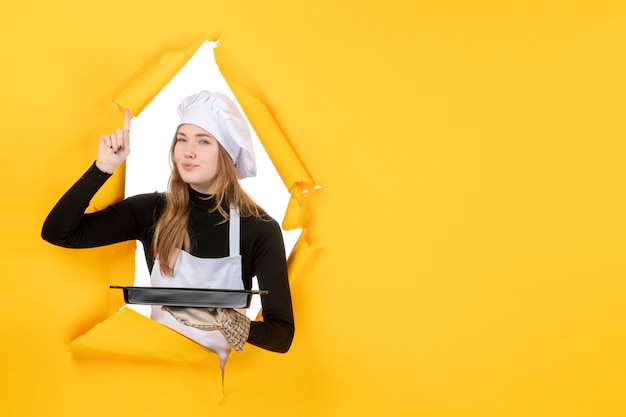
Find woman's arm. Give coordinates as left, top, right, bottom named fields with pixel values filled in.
left=42, top=163, right=112, bottom=247
left=247, top=218, right=295, bottom=353
left=41, top=162, right=157, bottom=248
left=42, top=110, right=141, bottom=248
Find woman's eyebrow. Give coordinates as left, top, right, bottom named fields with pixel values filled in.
left=195, top=133, right=215, bottom=139
left=177, top=131, right=214, bottom=139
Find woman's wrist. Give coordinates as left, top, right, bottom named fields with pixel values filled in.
left=95, top=160, right=115, bottom=174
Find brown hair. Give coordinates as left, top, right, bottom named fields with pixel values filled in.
left=152, top=129, right=264, bottom=276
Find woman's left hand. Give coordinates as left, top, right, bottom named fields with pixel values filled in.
left=95, top=108, right=131, bottom=174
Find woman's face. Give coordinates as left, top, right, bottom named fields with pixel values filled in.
left=173, top=124, right=221, bottom=194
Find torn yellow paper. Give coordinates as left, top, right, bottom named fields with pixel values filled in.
left=70, top=307, right=210, bottom=366
left=227, top=80, right=324, bottom=252
left=8, top=1, right=626, bottom=416
left=285, top=233, right=321, bottom=285
left=227, top=81, right=315, bottom=192
left=281, top=182, right=324, bottom=232
left=114, top=39, right=207, bottom=116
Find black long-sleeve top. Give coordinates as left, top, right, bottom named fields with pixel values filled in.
left=42, top=163, right=294, bottom=353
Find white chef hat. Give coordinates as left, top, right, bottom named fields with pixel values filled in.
left=177, top=90, right=256, bottom=178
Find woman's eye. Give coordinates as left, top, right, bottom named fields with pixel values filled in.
left=200, top=139, right=210, bottom=144
left=176, top=137, right=186, bottom=142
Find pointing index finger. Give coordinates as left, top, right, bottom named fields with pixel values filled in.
left=123, top=108, right=131, bottom=131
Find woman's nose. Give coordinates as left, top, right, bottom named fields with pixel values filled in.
left=183, top=143, right=195, bottom=157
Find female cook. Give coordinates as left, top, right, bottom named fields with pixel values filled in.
left=42, top=91, right=295, bottom=368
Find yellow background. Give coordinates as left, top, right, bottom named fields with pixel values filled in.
left=2, top=1, right=626, bottom=416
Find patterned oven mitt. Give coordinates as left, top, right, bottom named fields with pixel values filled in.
left=162, top=306, right=250, bottom=352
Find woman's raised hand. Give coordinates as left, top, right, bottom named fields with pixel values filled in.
left=95, top=108, right=131, bottom=174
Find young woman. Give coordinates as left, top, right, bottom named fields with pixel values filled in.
left=42, top=91, right=295, bottom=367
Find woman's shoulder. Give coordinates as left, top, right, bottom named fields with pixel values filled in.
left=241, top=212, right=286, bottom=249
left=241, top=211, right=281, bottom=232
